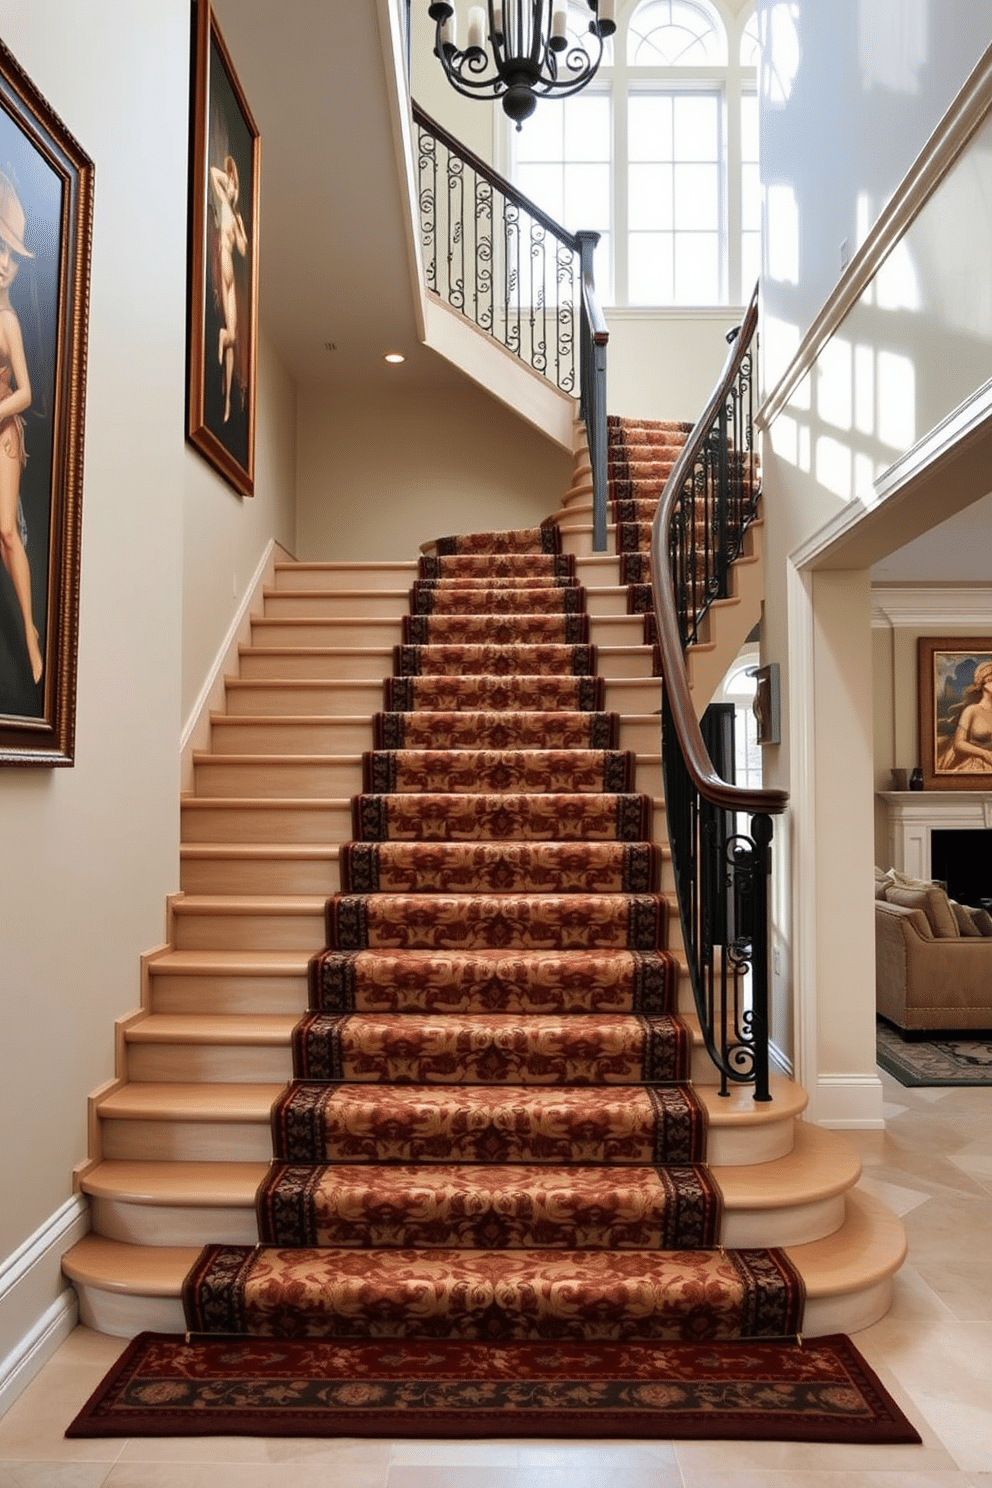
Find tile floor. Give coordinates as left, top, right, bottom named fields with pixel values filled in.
left=3, top=1066, right=992, bottom=1487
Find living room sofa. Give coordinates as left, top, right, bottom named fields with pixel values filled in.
left=875, top=872, right=992, bottom=1032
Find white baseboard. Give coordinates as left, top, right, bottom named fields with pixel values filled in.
left=0, top=1195, right=90, bottom=1419
left=811, top=1073, right=886, bottom=1130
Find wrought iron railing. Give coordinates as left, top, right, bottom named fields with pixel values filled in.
left=650, top=285, right=788, bottom=1101
left=413, top=104, right=608, bottom=550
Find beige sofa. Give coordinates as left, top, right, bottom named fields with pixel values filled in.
left=875, top=873, right=992, bottom=1032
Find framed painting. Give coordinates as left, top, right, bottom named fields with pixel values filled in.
left=0, top=41, right=93, bottom=766
left=187, top=0, right=259, bottom=497
left=918, top=636, right=992, bottom=791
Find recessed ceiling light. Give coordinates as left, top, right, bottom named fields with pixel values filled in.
left=384, top=352, right=405, bottom=364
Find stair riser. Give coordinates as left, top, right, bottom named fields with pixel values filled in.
left=251, top=619, right=403, bottom=648
left=90, top=1197, right=259, bottom=1248
left=265, top=591, right=411, bottom=619
left=70, top=1271, right=897, bottom=1350
left=149, top=973, right=307, bottom=1016
left=275, top=564, right=417, bottom=593
left=596, top=648, right=656, bottom=680
left=250, top=618, right=648, bottom=650
left=179, top=857, right=341, bottom=897
left=88, top=1192, right=847, bottom=1253
left=193, top=761, right=363, bottom=798
left=126, top=1044, right=292, bottom=1084
left=210, top=720, right=374, bottom=753
left=225, top=682, right=384, bottom=716
left=100, top=1119, right=272, bottom=1163
left=603, top=679, right=661, bottom=714
left=125, top=1039, right=706, bottom=1087
left=239, top=649, right=393, bottom=682
left=181, top=803, right=353, bottom=844
left=172, top=910, right=325, bottom=952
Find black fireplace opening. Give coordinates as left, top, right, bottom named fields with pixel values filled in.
left=930, top=829, right=992, bottom=910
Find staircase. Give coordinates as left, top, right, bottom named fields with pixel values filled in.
left=63, top=424, right=905, bottom=1341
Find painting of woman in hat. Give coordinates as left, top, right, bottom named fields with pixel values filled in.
left=0, top=169, right=42, bottom=688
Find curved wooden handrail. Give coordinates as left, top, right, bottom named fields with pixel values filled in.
left=649, top=285, right=788, bottom=816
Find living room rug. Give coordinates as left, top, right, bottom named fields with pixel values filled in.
left=65, top=1332, right=921, bottom=1444
left=876, top=1018, right=992, bottom=1086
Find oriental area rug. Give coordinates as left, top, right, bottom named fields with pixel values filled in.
left=65, top=1331, right=921, bottom=1444
left=876, top=1018, right=992, bottom=1087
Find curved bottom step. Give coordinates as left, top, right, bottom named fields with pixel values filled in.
left=63, top=1189, right=905, bottom=1341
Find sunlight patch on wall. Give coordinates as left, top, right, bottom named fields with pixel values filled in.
left=766, top=183, right=800, bottom=284
left=875, top=240, right=921, bottom=312
left=858, top=0, right=928, bottom=95
left=815, top=434, right=853, bottom=499
left=760, top=3, right=801, bottom=108
left=817, top=336, right=852, bottom=432
left=876, top=351, right=916, bottom=450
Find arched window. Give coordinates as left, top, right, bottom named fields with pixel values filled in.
left=511, top=0, right=758, bottom=307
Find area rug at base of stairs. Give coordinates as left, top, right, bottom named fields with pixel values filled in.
left=877, top=1017, right=992, bottom=1086
left=65, top=1332, right=922, bottom=1443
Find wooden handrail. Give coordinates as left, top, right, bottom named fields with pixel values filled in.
left=649, top=285, right=788, bottom=817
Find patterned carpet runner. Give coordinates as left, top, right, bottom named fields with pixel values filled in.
left=183, top=517, right=803, bottom=1343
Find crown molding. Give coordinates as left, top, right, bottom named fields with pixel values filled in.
left=757, top=43, right=992, bottom=431
left=871, top=584, right=992, bottom=628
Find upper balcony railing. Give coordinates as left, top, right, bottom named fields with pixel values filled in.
left=413, top=104, right=609, bottom=550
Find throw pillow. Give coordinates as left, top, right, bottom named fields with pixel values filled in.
left=949, top=901, right=982, bottom=938
left=884, top=884, right=959, bottom=939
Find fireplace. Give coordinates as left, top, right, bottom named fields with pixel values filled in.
left=881, top=791, right=992, bottom=898
left=931, top=829, right=992, bottom=907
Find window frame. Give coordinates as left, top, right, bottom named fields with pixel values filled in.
left=504, top=0, right=758, bottom=310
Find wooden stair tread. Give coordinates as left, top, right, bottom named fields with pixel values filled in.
left=98, top=1082, right=283, bottom=1120
left=173, top=894, right=326, bottom=913
left=125, top=1014, right=297, bottom=1045
left=786, top=1189, right=907, bottom=1298
left=181, top=795, right=352, bottom=807
left=193, top=752, right=362, bottom=765
left=81, top=1161, right=266, bottom=1205
left=63, top=1187, right=905, bottom=1304
left=275, top=561, right=417, bottom=575
left=713, top=1123, right=860, bottom=1209
left=210, top=713, right=376, bottom=725
left=63, top=1236, right=199, bottom=1295
left=697, top=1075, right=807, bottom=1127
left=150, top=949, right=312, bottom=973
left=180, top=844, right=342, bottom=861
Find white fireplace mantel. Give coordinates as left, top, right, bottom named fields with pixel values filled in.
left=879, top=791, right=992, bottom=880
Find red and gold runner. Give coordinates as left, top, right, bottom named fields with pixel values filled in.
left=178, top=512, right=806, bottom=1358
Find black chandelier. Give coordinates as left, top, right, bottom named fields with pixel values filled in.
left=428, top=1, right=617, bottom=128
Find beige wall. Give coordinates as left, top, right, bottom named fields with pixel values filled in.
left=0, top=0, right=298, bottom=1290
left=182, top=329, right=298, bottom=726
left=296, top=378, right=572, bottom=563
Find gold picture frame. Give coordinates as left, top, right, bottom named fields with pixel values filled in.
left=187, top=0, right=260, bottom=496
left=0, top=40, right=93, bottom=765
left=918, top=636, right=992, bottom=790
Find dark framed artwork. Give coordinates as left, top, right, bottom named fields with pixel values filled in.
left=918, top=636, right=992, bottom=790
left=0, top=41, right=93, bottom=766
left=187, top=0, right=259, bottom=496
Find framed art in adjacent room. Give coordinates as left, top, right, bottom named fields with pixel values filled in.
left=0, top=40, right=93, bottom=766
left=918, top=636, right=992, bottom=790
left=187, top=0, right=260, bottom=497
